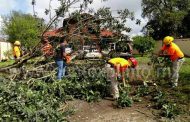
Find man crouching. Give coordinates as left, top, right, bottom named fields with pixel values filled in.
left=106, top=57, right=138, bottom=100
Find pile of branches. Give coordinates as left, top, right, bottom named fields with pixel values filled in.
left=0, top=78, right=70, bottom=121
left=0, top=60, right=110, bottom=121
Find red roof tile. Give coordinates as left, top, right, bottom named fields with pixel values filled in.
left=100, top=29, right=113, bottom=37
left=43, top=28, right=64, bottom=37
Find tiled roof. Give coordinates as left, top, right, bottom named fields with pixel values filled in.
left=44, top=28, right=114, bottom=38
left=43, top=28, right=64, bottom=37
left=100, top=29, right=113, bottom=37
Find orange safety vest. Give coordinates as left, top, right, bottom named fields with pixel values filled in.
left=161, top=42, right=184, bottom=61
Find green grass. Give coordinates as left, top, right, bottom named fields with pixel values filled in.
left=179, top=58, right=190, bottom=85
left=135, top=56, right=149, bottom=65
left=177, top=58, right=190, bottom=103
left=0, top=60, right=14, bottom=68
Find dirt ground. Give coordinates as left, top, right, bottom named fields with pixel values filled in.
left=65, top=99, right=190, bottom=122
left=66, top=99, right=158, bottom=122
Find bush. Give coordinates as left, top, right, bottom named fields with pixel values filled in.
left=161, top=103, right=180, bottom=118
left=132, top=36, right=155, bottom=56
left=151, top=90, right=180, bottom=118
left=117, top=85, right=133, bottom=108
left=116, top=91, right=133, bottom=108
left=136, top=85, right=150, bottom=97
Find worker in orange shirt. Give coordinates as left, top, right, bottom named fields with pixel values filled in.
left=13, top=40, right=22, bottom=60
left=106, top=57, right=138, bottom=99
left=41, top=38, right=54, bottom=58
left=158, top=36, right=184, bottom=87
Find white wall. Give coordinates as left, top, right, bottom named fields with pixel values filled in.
left=0, top=41, right=13, bottom=61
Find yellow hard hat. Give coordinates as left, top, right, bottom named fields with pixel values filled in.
left=163, top=36, right=174, bottom=45
left=14, top=40, right=21, bottom=46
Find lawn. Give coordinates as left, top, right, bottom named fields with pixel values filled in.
left=135, top=56, right=149, bottom=64
left=177, top=58, right=190, bottom=103
left=0, top=60, right=14, bottom=68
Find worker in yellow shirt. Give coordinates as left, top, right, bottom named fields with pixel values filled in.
left=158, top=36, right=184, bottom=87
left=13, top=40, right=22, bottom=60
left=106, top=57, right=138, bottom=99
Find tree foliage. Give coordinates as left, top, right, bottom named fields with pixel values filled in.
left=43, top=0, right=140, bottom=41
left=132, top=36, right=155, bottom=56
left=29, top=0, right=142, bottom=55
left=141, top=0, right=190, bottom=39
left=181, top=10, right=190, bottom=37
left=0, top=79, right=68, bottom=121
left=2, top=11, right=46, bottom=48
left=95, top=7, right=135, bottom=34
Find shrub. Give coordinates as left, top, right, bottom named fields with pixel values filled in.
left=132, top=36, right=155, bottom=56
left=151, top=90, right=180, bottom=118
left=161, top=103, right=180, bottom=118
left=136, top=85, right=150, bottom=97
left=116, top=91, right=133, bottom=108
left=117, top=85, right=133, bottom=108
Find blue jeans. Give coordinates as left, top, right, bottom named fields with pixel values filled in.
left=55, top=59, right=66, bottom=80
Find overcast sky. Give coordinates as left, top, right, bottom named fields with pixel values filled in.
left=0, top=0, right=148, bottom=37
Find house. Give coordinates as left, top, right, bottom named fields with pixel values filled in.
left=43, top=13, right=116, bottom=52
left=0, top=38, right=13, bottom=61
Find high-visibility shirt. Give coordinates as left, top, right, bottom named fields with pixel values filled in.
left=108, top=57, right=130, bottom=67
left=13, top=46, right=21, bottom=58
left=161, top=42, right=184, bottom=61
